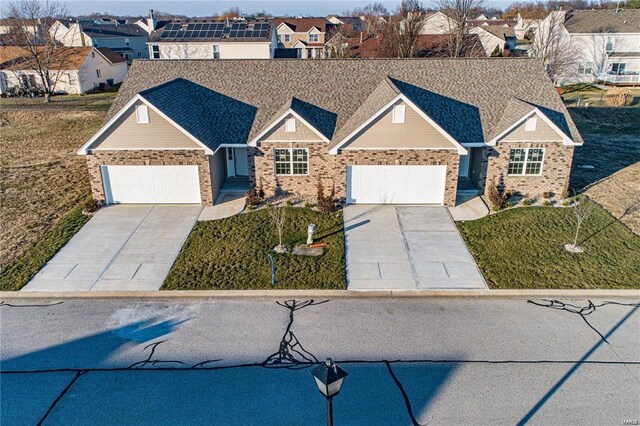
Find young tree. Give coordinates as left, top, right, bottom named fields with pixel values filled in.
left=2, top=0, right=71, bottom=102
left=435, top=0, right=485, bottom=57
left=267, top=206, right=287, bottom=253
left=531, top=11, right=582, bottom=85
left=379, top=0, right=427, bottom=58
left=566, top=196, right=595, bottom=253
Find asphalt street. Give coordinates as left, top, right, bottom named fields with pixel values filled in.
left=1, top=297, right=638, bottom=425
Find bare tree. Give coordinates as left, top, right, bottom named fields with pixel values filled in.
left=436, top=0, right=485, bottom=57
left=267, top=206, right=287, bottom=253
left=531, top=11, right=582, bottom=85
left=2, top=0, right=71, bottom=102
left=379, top=0, right=427, bottom=58
left=325, top=24, right=356, bottom=58
left=566, top=196, right=596, bottom=253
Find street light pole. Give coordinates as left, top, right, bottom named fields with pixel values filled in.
left=327, top=396, right=333, bottom=426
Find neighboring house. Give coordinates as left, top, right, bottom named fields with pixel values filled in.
left=514, top=13, right=542, bottom=40
left=78, top=58, right=582, bottom=208
left=536, top=9, right=640, bottom=85
left=0, top=18, right=40, bottom=35
left=470, top=25, right=517, bottom=56
left=326, top=16, right=365, bottom=31
left=147, top=20, right=276, bottom=59
left=275, top=18, right=327, bottom=59
left=0, top=46, right=127, bottom=95
left=419, top=12, right=456, bottom=35
left=61, top=22, right=150, bottom=63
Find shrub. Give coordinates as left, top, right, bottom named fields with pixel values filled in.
left=487, top=176, right=509, bottom=211
left=542, top=191, right=553, bottom=199
left=304, top=202, right=314, bottom=209
left=81, top=197, right=101, bottom=214
left=543, top=200, right=552, bottom=207
left=285, top=200, right=293, bottom=207
left=245, top=188, right=263, bottom=207
left=522, top=198, right=533, bottom=206
left=317, top=180, right=337, bottom=213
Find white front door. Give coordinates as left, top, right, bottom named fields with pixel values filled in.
left=459, top=154, right=470, bottom=177
left=234, top=147, right=249, bottom=177
left=226, top=147, right=235, bottom=177
left=101, top=165, right=201, bottom=204
left=346, top=165, right=447, bottom=205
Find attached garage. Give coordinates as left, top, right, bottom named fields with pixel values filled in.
left=101, top=165, right=201, bottom=204
left=346, top=165, right=447, bottom=205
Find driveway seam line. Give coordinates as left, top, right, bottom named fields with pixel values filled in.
left=87, top=205, right=156, bottom=291
left=394, top=206, right=419, bottom=290
left=62, top=263, right=78, bottom=280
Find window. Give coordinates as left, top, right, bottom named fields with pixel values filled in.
left=605, top=36, right=614, bottom=53
left=524, top=117, right=537, bottom=132
left=274, top=148, right=308, bottom=175
left=212, top=45, right=220, bottom=59
left=306, top=48, right=313, bottom=58
left=309, top=33, right=319, bottom=43
left=285, top=118, right=296, bottom=132
left=152, top=44, right=160, bottom=59
left=281, top=34, right=290, bottom=43
left=392, top=104, right=406, bottom=124
left=125, top=38, right=130, bottom=46
left=507, top=148, right=544, bottom=176
left=96, top=69, right=101, bottom=78
left=137, top=52, right=142, bottom=58
left=68, top=73, right=76, bottom=85
left=611, top=62, right=626, bottom=75
left=577, top=62, right=594, bottom=75
left=135, top=105, right=149, bottom=124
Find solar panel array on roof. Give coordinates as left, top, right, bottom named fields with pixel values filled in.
left=159, top=21, right=271, bottom=40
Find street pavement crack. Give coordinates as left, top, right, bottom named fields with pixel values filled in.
left=0, top=301, right=63, bottom=308
left=37, top=370, right=86, bottom=426
left=385, top=360, right=428, bottom=426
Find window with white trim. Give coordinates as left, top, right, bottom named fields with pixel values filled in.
left=212, top=45, right=220, bottom=59
left=392, top=104, right=406, bottom=124
left=578, top=62, right=594, bottom=75
left=309, top=33, right=319, bottom=43
left=135, top=105, right=149, bottom=124
left=274, top=148, right=308, bottom=175
left=605, top=36, right=614, bottom=53
left=285, top=118, right=296, bottom=132
left=152, top=44, right=160, bottom=59
left=282, top=34, right=291, bottom=43
left=508, top=148, right=544, bottom=176
left=524, top=117, right=537, bottom=132
left=96, top=68, right=101, bottom=78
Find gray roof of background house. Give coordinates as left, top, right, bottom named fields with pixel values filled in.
left=482, top=25, right=517, bottom=39
left=106, top=58, right=583, bottom=149
left=83, top=23, right=149, bottom=38
left=563, top=9, right=640, bottom=33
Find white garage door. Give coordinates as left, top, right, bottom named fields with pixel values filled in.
left=347, top=165, right=447, bottom=205
left=101, top=165, right=201, bottom=204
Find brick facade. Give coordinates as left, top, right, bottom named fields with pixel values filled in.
left=481, top=142, right=574, bottom=198
left=251, top=142, right=460, bottom=207
left=86, top=150, right=213, bottom=205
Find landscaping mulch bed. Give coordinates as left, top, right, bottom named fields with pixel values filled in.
left=457, top=202, right=640, bottom=289
left=163, top=208, right=346, bottom=290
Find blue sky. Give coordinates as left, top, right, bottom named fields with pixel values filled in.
left=63, top=1, right=513, bottom=17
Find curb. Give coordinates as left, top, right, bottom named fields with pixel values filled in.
left=1, top=289, right=639, bottom=300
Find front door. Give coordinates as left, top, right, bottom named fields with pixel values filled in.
left=470, top=148, right=483, bottom=188
left=234, top=147, right=249, bottom=177
left=458, top=154, right=470, bottom=178
left=226, top=147, right=236, bottom=177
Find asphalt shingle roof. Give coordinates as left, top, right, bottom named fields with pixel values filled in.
left=563, top=9, right=640, bottom=33
left=138, top=78, right=257, bottom=151
left=107, top=58, right=583, bottom=149
left=83, top=23, right=149, bottom=38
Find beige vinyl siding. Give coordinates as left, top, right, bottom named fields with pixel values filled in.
left=500, top=115, right=563, bottom=142
left=91, top=101, right=203, bottom=150
left=260, top=114, right=324, bottom=142
left=343, top=101, right=456, bottom=150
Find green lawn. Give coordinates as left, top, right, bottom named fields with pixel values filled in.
left=163, top=208, right=346, bottom=290
left=457, top=203, right=640, bottom=289
left=0, top=207, right=89, bottom=291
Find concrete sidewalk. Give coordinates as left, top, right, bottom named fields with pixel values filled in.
left=23, top=205, right=202, bottom=292
left=344, top=206, right=486, bottom=290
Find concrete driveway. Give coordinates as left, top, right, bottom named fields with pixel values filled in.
left=22, top=205, right=202, bottom=292
left=344, top=205, right=486, bottom=290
